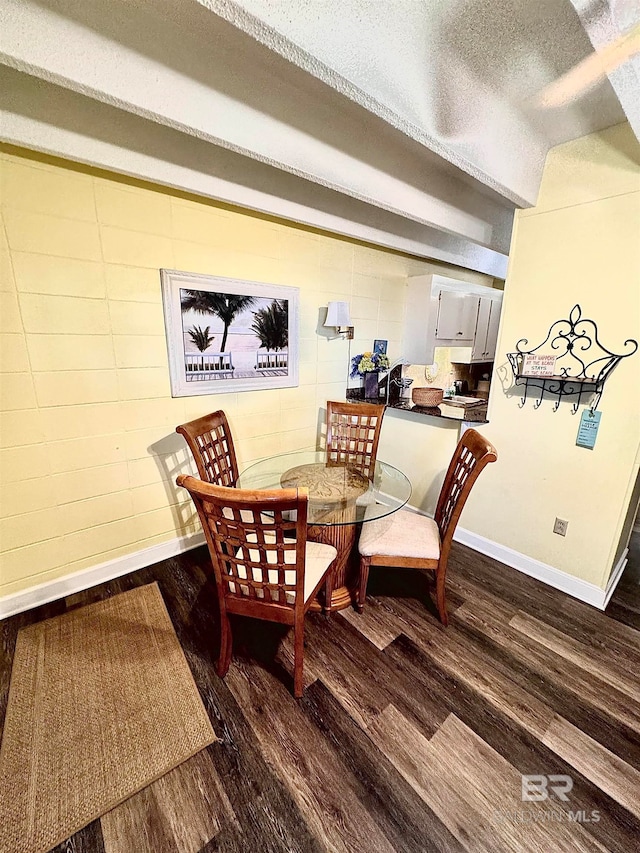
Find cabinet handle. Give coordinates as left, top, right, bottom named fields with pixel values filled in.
left=457, top=331, right=464, bottom=335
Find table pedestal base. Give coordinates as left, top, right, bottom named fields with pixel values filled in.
left=280, top=462, right=369, bottom=613
left=307, top=521, right=358, bottom=613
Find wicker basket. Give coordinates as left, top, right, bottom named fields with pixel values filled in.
left=412, top=386, right=444, bottom=407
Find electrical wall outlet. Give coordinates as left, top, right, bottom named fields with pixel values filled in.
left=553, top=518, right=569, bottom=536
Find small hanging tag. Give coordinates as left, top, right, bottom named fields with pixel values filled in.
left=576, top=409, right=601, bottom=449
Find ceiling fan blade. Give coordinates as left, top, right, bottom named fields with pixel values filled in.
left=534, top=22, right=640, bottom=108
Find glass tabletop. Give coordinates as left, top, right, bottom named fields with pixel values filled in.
left=237, top=450, right=411, bottom=527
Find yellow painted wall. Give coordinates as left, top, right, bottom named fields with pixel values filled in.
left=460, top=122, right=640, bottom=589
left=0, top=146, right=492, bottom=599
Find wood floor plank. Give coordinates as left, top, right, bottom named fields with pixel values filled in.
left=101, top=750, right=224, bottom=853
left=155, top=595, right=326, bottom=853
left=301, top=680, right=465, bottom=853
left=430, top=713, right=608, bottom=853
left=383, top=633, right=640, bottom=853
left=368, top=706, right=607, bottom=853
left=49, top=820, right=106, bottom=853
left=225, top=655, right=397, bottom=853
left=297, top=612, right=448, bottom=735
left=509, top=610, right=640, bottom=702
left=371, top=594, right=554, bottom=738
left=454, top=598, right=640, bottom=735
left=2, top=535, right=638, bottom=853
left=448, top=549, right=640, bottom=664
left=337, top=598, right=402, bottom=650
left=452, top=601, right=640, bottom=773
left=276, top=607, right=447, bottom=736
left=367, top=704, right=500, bottom=853
left=543, top=715, right=640, bottom=820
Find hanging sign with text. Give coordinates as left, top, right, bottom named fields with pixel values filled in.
left=522, top=354, right=557, bottom=377
left=576, top=410, right=601, bottom=449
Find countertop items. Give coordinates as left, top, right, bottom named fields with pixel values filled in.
left=392, top=399, right=489, bottom=424
left=346, top=389, right=489, bottom=424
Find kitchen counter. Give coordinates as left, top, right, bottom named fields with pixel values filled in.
left=346, top=389, right=489, bottom=424
left=387, top=399, right=489, bottom=424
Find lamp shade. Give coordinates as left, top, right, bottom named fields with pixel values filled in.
left=324, top=301, right=351, bottom=327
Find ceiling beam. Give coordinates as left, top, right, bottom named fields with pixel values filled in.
left=0, top=0, right=514, bottom=264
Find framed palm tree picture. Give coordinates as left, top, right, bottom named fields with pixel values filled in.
left=160, top=270, right=299, bottom=396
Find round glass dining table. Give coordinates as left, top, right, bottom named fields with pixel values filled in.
left=237, top=450, right=411, bottom=612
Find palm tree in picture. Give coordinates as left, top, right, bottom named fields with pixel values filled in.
left=181, top=290, right=256, bottom=351
left=251, top=299, right=289, bottom=351
left=187, top=325, right=215, bottom=371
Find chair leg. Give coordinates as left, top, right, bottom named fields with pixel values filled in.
left=323, top=572, right=334, bottom=617
left=435, top=569, right=448, bottom=627
left=293, top=619, right=305, bottom=699
left=357, top=556, right=371, bottom=614
left=216, top=611, right=233, bottom=678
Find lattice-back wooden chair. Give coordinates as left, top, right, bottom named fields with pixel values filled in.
left=326, top=400, right=386, bottom=479
left=357, top=429, right=497, bottom=625
left=176, top=410, right=238, bottom=487
left=177, top=476, right=337, bottom=698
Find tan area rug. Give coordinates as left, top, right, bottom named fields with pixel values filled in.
left=0, top=582, right=216, bottom=853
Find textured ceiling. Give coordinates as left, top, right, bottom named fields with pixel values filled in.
left=209, top=0, right=631, bottom=204
left=0, top=0, right=637, bottom=276
left=232, top=0, right=626, bottom=145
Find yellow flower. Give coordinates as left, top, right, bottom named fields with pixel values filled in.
left=363, top=351, right=372, bottom=357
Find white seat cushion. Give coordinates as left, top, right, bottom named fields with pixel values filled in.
left=301, top=541, right=338, bottom=602
left=229, top=537, right=336, bottom=603
left=358, top=507, right=441, bottom=560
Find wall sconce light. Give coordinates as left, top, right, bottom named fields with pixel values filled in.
left=324, top=301, right=354, bottom=339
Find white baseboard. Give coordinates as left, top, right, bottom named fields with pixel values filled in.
left=453, top=527, right=626, bottom=611
left=403, top=502, right=625, bottom=611
left=601, top=549, right=629, bottom=609
left=0, top=508, right=630, bottom=619
left=0, top=531, right=206, bottom=620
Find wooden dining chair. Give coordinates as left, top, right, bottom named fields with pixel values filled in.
left=326, top=400, right=386, bottom=479
left=357, top=428, right=497, bottom=625
left=177, top=476, right=337, bottom=698
left=176, top=410, right=238, bottom=487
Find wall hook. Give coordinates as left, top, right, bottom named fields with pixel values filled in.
left=507, top=304, right=637, bottom=413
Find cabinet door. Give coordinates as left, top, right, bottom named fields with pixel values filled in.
left=484, top=299, right=502, bottom=360
left=472, top=297, right=492, bottom=360
left=436, top=291, right=478, bottom=341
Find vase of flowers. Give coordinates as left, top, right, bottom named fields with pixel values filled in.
left=350, top=351, right=390, bottom=398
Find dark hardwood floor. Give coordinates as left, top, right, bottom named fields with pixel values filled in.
left=1, top=533, right=639, bottom=852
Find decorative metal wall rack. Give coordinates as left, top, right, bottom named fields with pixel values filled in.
left=507, top=305, right=638, bottom=413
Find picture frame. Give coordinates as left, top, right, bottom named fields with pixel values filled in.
left=373, top=339, right=388, bottom=355
left=160, top=269, right=299, bottom=397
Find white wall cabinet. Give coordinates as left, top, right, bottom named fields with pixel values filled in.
left=484, top=297, right=502, bottom=361
left=471, top=294, right=502, bottom=362
left=404, top=273, right=502, bottom=365
left=435, top=291, right=479, bottom=342
left=472, top=296, right=492, bottom=360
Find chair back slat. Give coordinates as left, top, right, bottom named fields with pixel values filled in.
left=176, top=410, right=238, bottom=487
left=326, top=401, right=385, bottom=479
left=434, top=429, right=497, bottom=548
left=177, top=477, right=308, bottom=612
